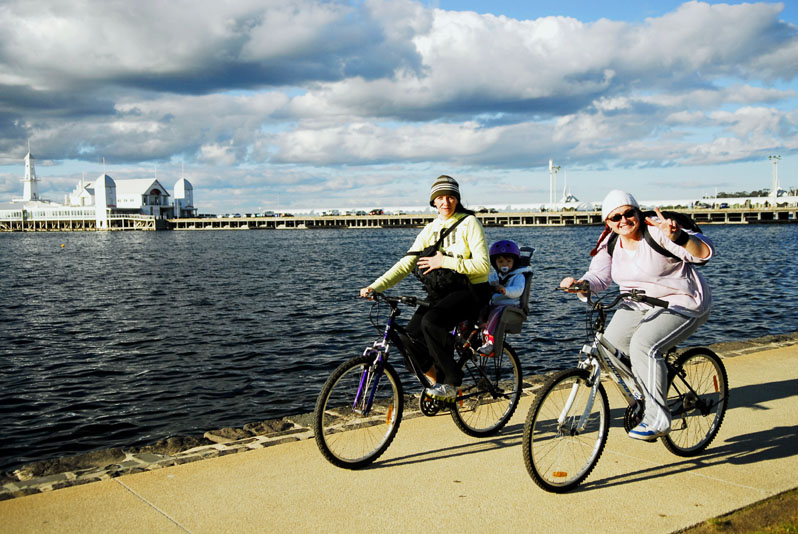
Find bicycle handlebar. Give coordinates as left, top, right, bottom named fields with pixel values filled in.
left=561, top=284, right=669, bottom=310
left=367, top=292, right=430, bottom=308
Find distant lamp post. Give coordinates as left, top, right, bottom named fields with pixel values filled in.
left=768, top=155, right=781, bottom=198
left=549, top=159, right=560, bottom=207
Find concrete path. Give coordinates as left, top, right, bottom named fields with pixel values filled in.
left=2, top=344, right=797, bottom=534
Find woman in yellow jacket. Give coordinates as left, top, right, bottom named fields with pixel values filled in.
left=360, top=175, right=490, bottom=402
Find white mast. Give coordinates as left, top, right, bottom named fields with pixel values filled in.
left=22, top=142, right=40, bottom=201
left=769, top=155, right=781, bottom=198
left=548, top=159, right=560, bottom=207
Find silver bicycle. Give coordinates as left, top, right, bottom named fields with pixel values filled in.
left=522, top=284, right=728, bottom=493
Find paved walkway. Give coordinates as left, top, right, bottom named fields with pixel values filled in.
left=2, top=344, right=797, bottom=534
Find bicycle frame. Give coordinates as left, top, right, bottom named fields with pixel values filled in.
left=354, top=295, right=507, bottom=414
left=559, top=291, right=662, bottom=433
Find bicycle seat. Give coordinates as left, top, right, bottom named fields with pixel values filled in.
left=492, top=246, right=534, bottom=354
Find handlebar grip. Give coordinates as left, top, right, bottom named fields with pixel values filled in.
left=644, top=296, right=670, bottom=309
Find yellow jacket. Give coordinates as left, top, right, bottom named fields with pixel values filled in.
left=369, top=213, right=490, bottom=292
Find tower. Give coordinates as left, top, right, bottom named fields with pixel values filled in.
left=94, top=173, right=117, bottom=229
left=549, top=159, right=560, bottom=206
left=769, top=155, right=781, bottom=198
left=173, top=177, right=194, bottom=218
left=22, top=149, right=40, bottom=201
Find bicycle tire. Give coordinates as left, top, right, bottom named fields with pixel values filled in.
left=313, top=354, right=404, bottom=469
left=522, top=368, right=610, bottom=493
left=662, top=347, right=728, bottom=457
left=450, top=343, right=523, bottom=437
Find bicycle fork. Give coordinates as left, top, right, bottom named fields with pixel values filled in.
left=353, top=347, right=386, bottom=416
left=558, top=358, right=601, bottom=435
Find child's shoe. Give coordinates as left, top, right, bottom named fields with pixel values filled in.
left=477, top=332, right=494, bottom=355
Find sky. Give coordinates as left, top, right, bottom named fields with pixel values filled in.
left=0, top=0, right=796, bottom=214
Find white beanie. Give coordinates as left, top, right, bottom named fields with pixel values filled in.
left=601, top=189, right=639, bottom=220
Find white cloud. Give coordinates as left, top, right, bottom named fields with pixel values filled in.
left=0, top=0, right=796, bottom=213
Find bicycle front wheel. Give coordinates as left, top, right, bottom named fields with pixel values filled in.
left=522, top=368, right=610, bottom=493
left=450, top=344, right=522, bottom=437
left=313, top=355, right=404, bottom=469
left=662, top=347, right=728, bottom=457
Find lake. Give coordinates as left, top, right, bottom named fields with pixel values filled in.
left=1, top=224, right=796, bottom=472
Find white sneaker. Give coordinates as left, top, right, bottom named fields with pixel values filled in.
left=628, top=422, right=669, bottom=442
left=426, top=383, right=457, bottom=403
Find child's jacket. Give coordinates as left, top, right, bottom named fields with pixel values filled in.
left=489, top=265, right=532, bottom=307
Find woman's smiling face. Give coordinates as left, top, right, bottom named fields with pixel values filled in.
left=606, top=205, right=640, bottom=237
left=434, top=194, right=458, bottom=219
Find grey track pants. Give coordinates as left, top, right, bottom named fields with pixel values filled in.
left=604, top=305, right=709, bottom=430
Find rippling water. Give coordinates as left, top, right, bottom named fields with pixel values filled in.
left=1, top=224, right=797, bottom=472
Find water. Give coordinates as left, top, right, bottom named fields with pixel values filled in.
left=1, top=225, right=797, bottom=473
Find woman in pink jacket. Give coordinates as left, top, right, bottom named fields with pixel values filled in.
left=560, top=190, right=714, bottom=441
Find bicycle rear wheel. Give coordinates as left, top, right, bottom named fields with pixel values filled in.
left=522, top=368, right=610, bottom=493
left=450, top=344, right=522, bottom=437
left=662, top=347, right=728, bottom=456
left=313, top=354, right=404, bottom=469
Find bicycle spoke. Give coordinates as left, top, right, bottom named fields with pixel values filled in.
left=450, top=345, right=522, bottom=437
left=523, top=369, right=609, bottom=493
left=314, top=355, right=404, bottom=469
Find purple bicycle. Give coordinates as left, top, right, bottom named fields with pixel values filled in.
left=313, top=293, right=523, bottom=469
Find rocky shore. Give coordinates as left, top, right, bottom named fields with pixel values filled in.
left=2, top=332, right=796, bottom=502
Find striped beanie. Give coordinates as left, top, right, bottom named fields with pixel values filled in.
left=429, top=175, right=461, bottom=206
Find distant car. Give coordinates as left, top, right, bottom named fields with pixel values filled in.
left=369, top=209, right=384, bottom=215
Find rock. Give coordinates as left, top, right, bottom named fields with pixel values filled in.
left=203, top=427, right=252, bottom=444
left=243, top=420, right=294, bottom=435
left=13, top=448, right=125, bottom=480
left=136, top=436, right=212, bottom=456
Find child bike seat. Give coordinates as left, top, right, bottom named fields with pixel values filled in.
left=492, top=246, right=534, bottom=355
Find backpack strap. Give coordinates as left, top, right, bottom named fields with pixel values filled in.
left=406, top=214, right=470, bottom=256
left=606, top=224, right=709, bottom=265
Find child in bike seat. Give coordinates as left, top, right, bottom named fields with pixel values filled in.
left=477, top=240, right=532, bottom=355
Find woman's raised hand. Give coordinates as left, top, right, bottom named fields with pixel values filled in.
left=645, top=206, right=680, bottom=241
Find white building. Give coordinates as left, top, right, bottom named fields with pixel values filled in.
left=65, top=175, right=193, bottom=217
left=1, top=148, right=198, bottom=227
left=173, top=177, right=195, bottom=218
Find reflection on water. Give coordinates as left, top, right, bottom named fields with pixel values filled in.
left=0, top=224, right=796, bottom=471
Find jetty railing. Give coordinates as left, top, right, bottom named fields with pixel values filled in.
left=167, top=206, right=797, bottom=231
left=2, top=206, right=795, bottom=232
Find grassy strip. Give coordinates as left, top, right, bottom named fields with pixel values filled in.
left=678, top=488, right=798, bottom=534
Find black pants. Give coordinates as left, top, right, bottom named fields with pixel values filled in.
left=407, top=283, right=490, bottom=386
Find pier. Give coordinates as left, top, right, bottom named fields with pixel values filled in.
left=0, top=212, right=165, bottom=232
left=152, top=205, right=798, bottom=230
left=1, top=206, right=796, bottom=232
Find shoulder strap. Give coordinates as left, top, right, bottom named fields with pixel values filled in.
left=407, top=214, right=470, bottom=256
left=607, top=226, right=679, bottom=261
left=437, top=213, right=469, bottom=243
left=642, top=226, right=680, bottom=261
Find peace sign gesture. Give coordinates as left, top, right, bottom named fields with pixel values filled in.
left=645, top=206, right=681, bottom=241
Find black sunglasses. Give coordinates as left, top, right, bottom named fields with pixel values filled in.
left=607, top=208, right=637, bottom=222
